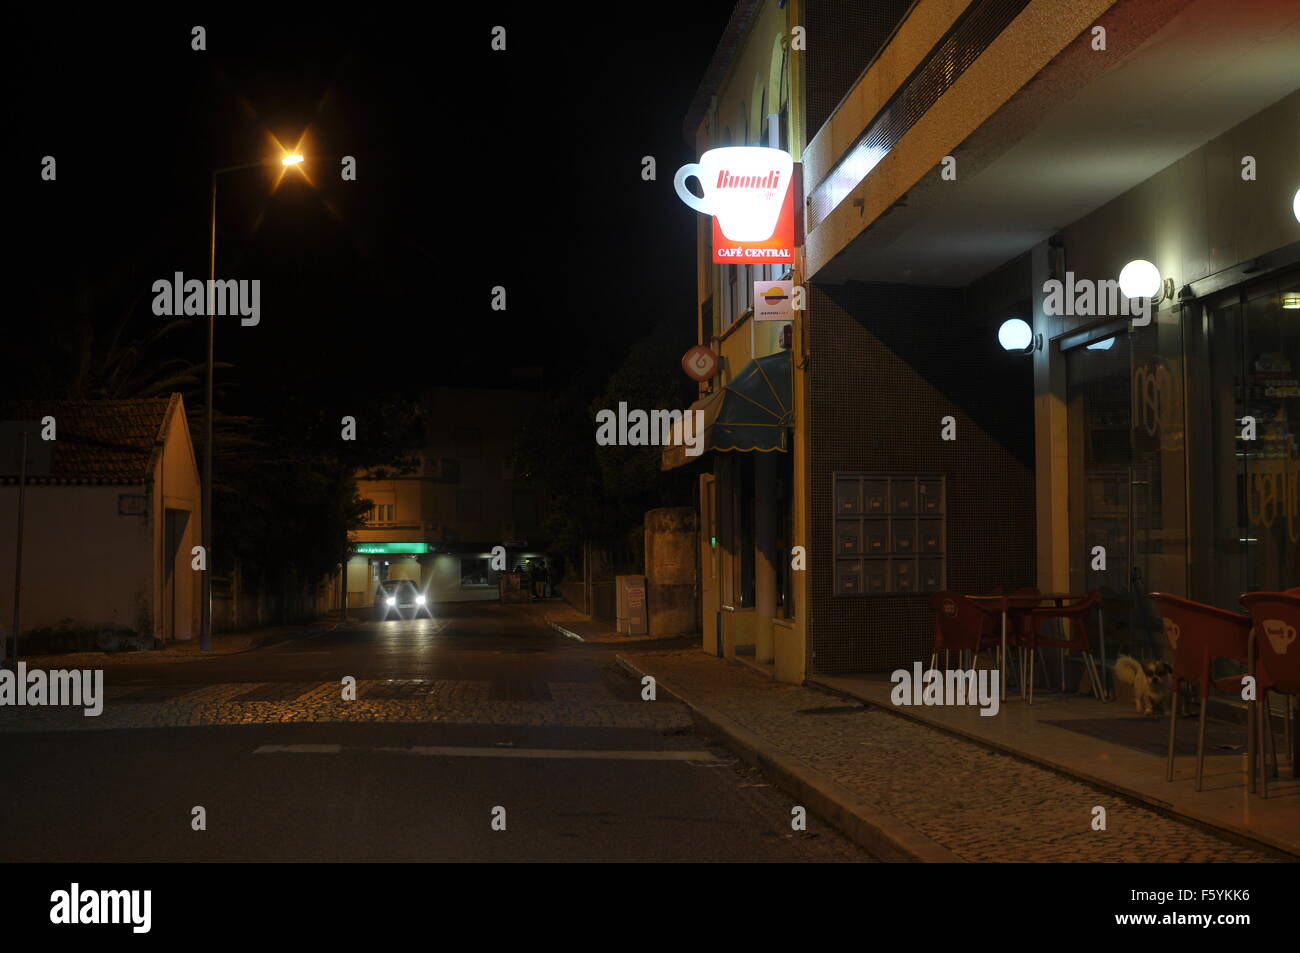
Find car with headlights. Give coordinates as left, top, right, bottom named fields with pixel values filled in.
left=374, top=578, right=431, bottom=619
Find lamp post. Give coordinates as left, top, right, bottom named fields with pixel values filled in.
left=201, top=153, right=304, bottom=650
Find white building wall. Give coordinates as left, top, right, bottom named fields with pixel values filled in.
left=0, top=484, right=153, bottom=635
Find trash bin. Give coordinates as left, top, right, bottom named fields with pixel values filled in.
left=499, top=571, right=529, bottom=603
left=615, top=574, right=647, bottom=636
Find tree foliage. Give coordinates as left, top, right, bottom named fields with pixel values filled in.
left=515, top=316, right=696, bottom=561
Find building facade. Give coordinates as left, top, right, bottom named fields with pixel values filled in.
left=0, top=394, right=202, bottom=644
left=679, top=0, right=1300, bottom=682
left=349, top=386, right=549, bottom=606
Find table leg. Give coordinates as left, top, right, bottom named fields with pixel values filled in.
left=1248, top=633, right=1256, bottom=794
left=1001, top=609, right=1007, bottom=702
left=1292, top=696, right=1298, bottom=780
left=1097, top=608, right=1107, bottom=702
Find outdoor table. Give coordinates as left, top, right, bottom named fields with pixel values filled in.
left=968, top=593, right=1094, bottom=701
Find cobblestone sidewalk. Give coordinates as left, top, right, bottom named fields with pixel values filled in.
left=622, top=649, right=1280, bottom=863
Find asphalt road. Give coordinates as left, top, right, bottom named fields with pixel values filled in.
left=0, top=602, right=871, bottom=862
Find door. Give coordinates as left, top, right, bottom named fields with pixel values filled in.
left=1065, top=307, right=1187, bottom=661
left=163, top=508, right=191, bottom=640
left=700, top=473, right=721, bottom=656
left=1204, top=267, right=1300, bottom=608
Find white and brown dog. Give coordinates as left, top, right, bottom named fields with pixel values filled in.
left=1113, top=654, right=1174, bottom=716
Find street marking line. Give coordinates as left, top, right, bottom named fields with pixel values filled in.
left=547, top=681, right=618, bottom=704
left=253, top=744, right=715, bottom=761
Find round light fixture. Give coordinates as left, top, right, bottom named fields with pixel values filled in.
left=998, top=318, right=1034, bottom=352
left=1293, top=187, right=1300, bottom=224
left=1119, top=259, right=1162, bottom=299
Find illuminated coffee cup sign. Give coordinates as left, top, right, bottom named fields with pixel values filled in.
left=674, top=146, right=795, bottom=265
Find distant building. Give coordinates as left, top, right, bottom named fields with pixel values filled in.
left=0, top=394, right=202, bottom=643
left=349, top=386, right=548, bottom=605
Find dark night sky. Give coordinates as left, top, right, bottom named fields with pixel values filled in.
left=6, top=6, right=736, bottom=417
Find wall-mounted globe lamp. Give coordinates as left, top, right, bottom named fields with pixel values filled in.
left=1293, top=186, right=1300, bottom=224
left=998, top=318, right=1040, bottom=353
left=1118, top=259, right=1176, bottom=308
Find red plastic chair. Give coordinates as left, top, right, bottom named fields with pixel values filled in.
left=1150, top=593, right=1259, bottom=792
left=1022, top=591, right=1105, bottom=704
left=930, top=593, right=1002, bottom=673
left=1238, top=592, right=1300, bottom=797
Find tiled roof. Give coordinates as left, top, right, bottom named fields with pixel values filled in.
left=0, top=395, right=180, bottom=485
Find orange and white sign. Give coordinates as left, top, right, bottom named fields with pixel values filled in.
left=681, top=344, right=720, bottom=382
left=674, top=147, right=795, bottom=265
left=754, top=280, right=793, bottom=321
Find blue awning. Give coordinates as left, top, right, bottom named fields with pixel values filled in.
left=662, top=350, right=793, bottom=470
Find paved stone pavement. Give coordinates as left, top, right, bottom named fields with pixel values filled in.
left=0, top=677, right=694, bottom=734
left=623, top=649, right=1281, bottom=863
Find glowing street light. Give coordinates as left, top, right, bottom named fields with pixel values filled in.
left=201, top=148, right=307, bottom=650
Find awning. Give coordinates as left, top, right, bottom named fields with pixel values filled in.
left=662, top=350, right=793, bottom=470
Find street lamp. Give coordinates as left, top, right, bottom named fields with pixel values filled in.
left=1118, top=259, right=1162, bottom=300
left=201, top=152, right=305, bottom=650
left=998, top=317, right=1040, bottom=353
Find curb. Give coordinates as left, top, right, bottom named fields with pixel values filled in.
left=544, top=613, right=696, bottom=646
left=615, top=654, right=961, bottom=863
left=547, top=621, right=585, bottom=642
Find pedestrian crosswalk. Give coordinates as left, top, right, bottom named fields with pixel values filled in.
left=1, top=674, right=690, bottom=733
left=104, top=678, right=631, bottom=706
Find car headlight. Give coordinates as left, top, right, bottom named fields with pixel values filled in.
left=386, top=597, right=396, bottom=607
left=416, top=595, right=426, bottom=605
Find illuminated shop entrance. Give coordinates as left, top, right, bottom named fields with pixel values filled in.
left=345, top=541, right=551, bottom=606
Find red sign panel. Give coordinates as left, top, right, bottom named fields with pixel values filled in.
left=712, top=171, right=795, bottom=265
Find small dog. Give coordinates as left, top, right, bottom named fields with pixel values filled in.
left=1113, top=654, right=1174, bottom=716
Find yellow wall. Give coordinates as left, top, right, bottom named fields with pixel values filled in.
left=691, top=0, right=810, bottom=682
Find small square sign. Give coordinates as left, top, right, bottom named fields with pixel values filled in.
left=754, top=280, right=793, bottom=321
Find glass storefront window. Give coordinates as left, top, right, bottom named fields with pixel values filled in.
left=1065, top=306, right=1187, bottom=660
left=1208, top=268, right=1300, bottom=606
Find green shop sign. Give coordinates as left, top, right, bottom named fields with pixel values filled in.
left=353, top=542, right=432, bottom=555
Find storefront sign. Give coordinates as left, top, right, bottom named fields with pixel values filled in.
left=681, top=344, right=720, bottom=382
left=674, top=147, right=795, bottom=265
left=754, top=280, right=793, bottom=321
left=354, top=542, right=431, bottom=555
left=117, top=494, right=147, bottom=516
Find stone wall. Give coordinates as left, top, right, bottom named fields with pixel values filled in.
left=644, top=507, right=698, bottom=637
